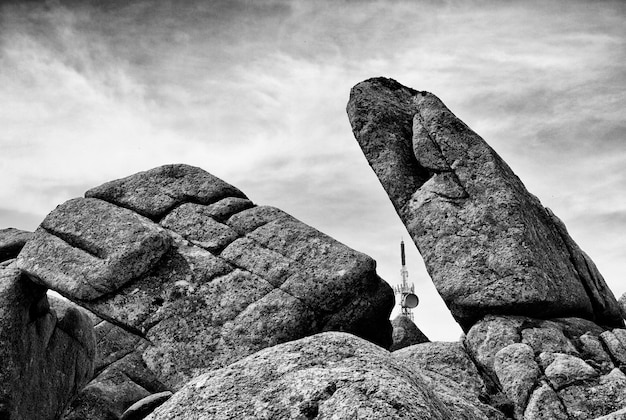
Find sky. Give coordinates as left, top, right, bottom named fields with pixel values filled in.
left=1, top=0, right=624, bottom=341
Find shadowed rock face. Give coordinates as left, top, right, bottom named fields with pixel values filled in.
left=17, top=164, right=394, bottom=401
left=0, top=264, right=95, bottom=420
left=0, top=228, right=32, bottom=263
left=347, top=77, right=623, bottom=330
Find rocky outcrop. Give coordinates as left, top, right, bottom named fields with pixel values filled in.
left=16, top=164, right=394, bottom=416
left=465, top=315, right=626, bottom=419
left=0, top=264, right=95, bottom=420
left=347, top=77, right=623, bottom=330
left=390, top=315, right=429, bottom=351
left=146, top=332, right=500, bottom=420
left=619, top=293, right=626, bottom=320
left=0, top=228, right=32, bottom=263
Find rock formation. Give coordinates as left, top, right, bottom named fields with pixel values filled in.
left=347, top=77, right=623, bottom=330
left=347, top=77, right=626, bottom=419
left=0, top=228, right=32, bottom=263
left=0, top=264, right=95, bottom=420
left=466, top=315, right=626, bottom=419
left=146, top=332, right=503, bottom=420
left=390, top=315, right=429, bottom=351
left=61, top=319, right=169, bottom=420
left=14, top=164, right=394, bottom=418
left=1, top=80, right=624, bottom=420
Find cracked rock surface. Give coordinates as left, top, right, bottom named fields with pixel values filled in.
left=465, top=315, right=626, bottom=419
left=15, top=164, right=394, bottom=418
left=347, top=77, right=623, bottom=330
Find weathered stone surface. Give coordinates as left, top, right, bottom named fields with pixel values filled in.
left=0, top=228, right=32, bottom=262
left=416, top=369, right=508, bottom=420
left=93, top=319, right=146, bottom=373
left=347, top=77, right=623, bottom=329
left=21, top=164, right=393, bottom=394
left=544, top=353, right=598, bottom=390
left=61, top=318, right=169, bottom=420
left=558, top=368, right=626, bottom=419
left=0, top=265, right=95, bottom=420
left=494, top=343, right=540, bottom=418
left=466, top=315, right=626, bottom=418
left=17, top=198, right=172, bottom=300
left=62, top=349, right=169, bottom=420
left=613, top=329, right=626, bottom=349
left=594, top=406, right=626, bottom=420
left=394, top=341, right=487, bottom=399
left=390, top=315, right=429, bottom=351
left=553, top=317, right=605, bottom=339
left=521, top=325, right=578, bottom=355
left=146, top=332, right=490, bottom=420
left=619, top=293, right=626, bottom=320
left=523, top=381, right=568, bottom=420
left=85, top=164, right=247, bottom=219
left=120, top=391, right=173, bottom=420
left=393, top=340, right=506, bottom=418
left=160, top=203, right=239, bottom=252
left=465, top=316, right=524, bottom=373
left=601, top=331, right=626, bottom=366
left=578, top=332, right=614, bottom=373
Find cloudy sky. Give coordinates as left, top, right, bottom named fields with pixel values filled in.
left=1, top=0, right=624, bottom=340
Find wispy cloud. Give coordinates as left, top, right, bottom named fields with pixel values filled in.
left=1, top=0, right=624, bottom=340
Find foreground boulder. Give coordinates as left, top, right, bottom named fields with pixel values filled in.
left=146, top=332, right=501, bottom=420
left=0, top=264, right=95, bottom=420
left=16, top=164, right=394, bottom=416
left=347, top=77, right=623, bottom=330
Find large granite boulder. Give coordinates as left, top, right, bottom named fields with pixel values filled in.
left=347, top=77, right=623, bottom=330
left=0, top=228, right=32, bottom=263
left=17, top=164, right=394, bottom=399
left=0, top=264, right=95, bottom=420
left=146, top=332, right=499, bottom=420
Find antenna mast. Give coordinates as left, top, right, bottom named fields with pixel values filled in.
left=394, top=239, right=419, bottom=320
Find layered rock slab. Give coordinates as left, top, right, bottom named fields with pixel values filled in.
left=17, top=164, right=394, bottom=400
left=0, top=264, right=95, bottom=420
left=347, top=77, right=623, bottom=329
left=146, top=332, right=499, bottom=420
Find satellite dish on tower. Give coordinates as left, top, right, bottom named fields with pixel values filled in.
left=394, top=239, right=419, bottom=319
left=402, top=292, right=419, bottom=309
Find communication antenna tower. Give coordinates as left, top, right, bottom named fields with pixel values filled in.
left=394, top=239, right=419, bottom=320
